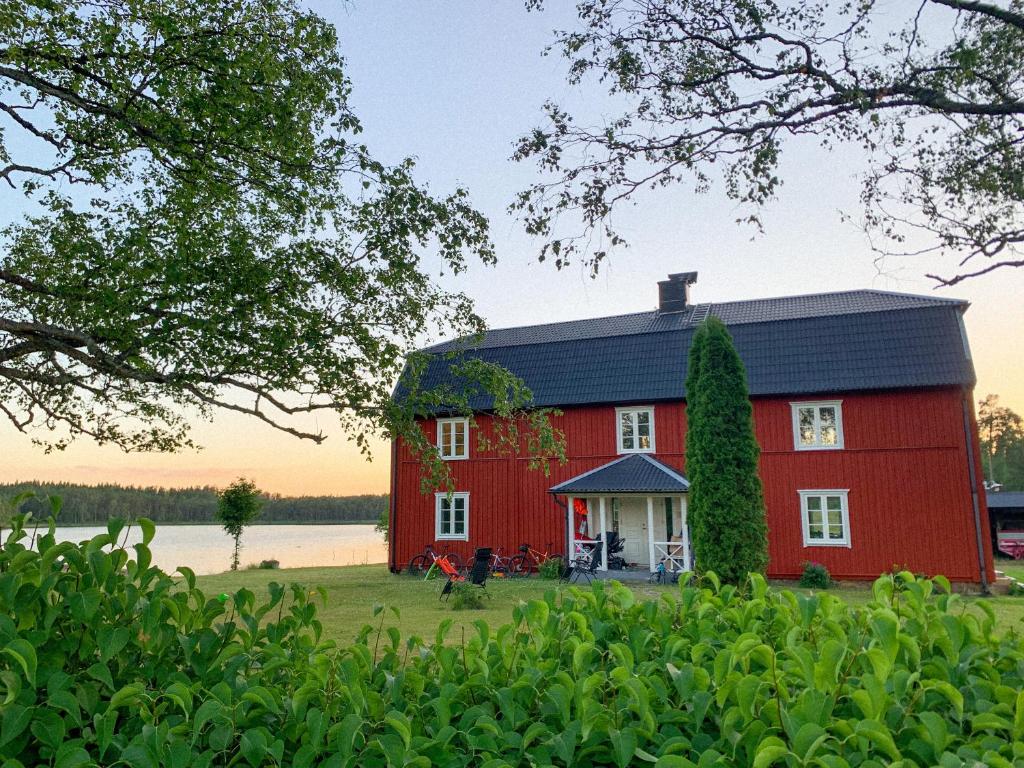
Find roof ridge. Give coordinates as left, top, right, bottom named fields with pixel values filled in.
left=710, top=287, right=965, bottom=308
left=472, top=309, right=653, bottom=337
left=860, top=287, right=966, bottom=304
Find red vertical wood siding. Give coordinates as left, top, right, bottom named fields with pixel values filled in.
left=391, top=389, right=992, bottom=584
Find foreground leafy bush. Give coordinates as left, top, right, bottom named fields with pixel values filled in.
left=2, top=515, right=1023, bottom=767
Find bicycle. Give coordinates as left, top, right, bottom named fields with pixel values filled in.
left=649, top=558, right=668, bottom=584
left=648, top=558, right=680, bottom=585
left=406, top=543, right=463, bottom=576
left=508, top=542, right=558, bottom=577
left=488, top=547, right=514, bottom=576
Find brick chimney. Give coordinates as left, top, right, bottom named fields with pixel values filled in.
left=657, top=272, right=698, bottom=314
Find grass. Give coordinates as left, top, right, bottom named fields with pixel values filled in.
left=999, top=561, right=1024, bottom=582
left=198, top=566, right=573, bottom=645
left=196, top=564, right=1024, bottom=644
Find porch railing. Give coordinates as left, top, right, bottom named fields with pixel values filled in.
left=653, top=541, right=690, bottom=573
left=571, top=538, right=599, bottom=558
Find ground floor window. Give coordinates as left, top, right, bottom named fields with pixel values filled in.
left=664, top=497, right=674, bottom=540
left=799, top=490, right=850, bottom=547
left=435, top=492, right=469, bottom=540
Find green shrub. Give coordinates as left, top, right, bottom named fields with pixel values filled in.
left=246, top=558, right=280, bottom=570
left=799, top=560, right=832, bottom=589
left=538, top=555, right=564, bottom=580
left=685, top=316, right=769, bottom=583
left=448, top=581, right=490, bottom=610
left=2, top=513, right=1023, bottom=767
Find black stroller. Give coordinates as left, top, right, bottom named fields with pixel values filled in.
left=605, top=531, right=627, bottom=570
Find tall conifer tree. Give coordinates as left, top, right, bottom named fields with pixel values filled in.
left=685, top=317, right=768, bottom=582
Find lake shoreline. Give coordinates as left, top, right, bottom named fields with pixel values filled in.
left=45, top=523, right=388, bottom=575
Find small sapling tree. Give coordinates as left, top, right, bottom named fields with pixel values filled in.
left=685, top=317, right=768, bottom=582
left=217, top=478, right=264, bottom=571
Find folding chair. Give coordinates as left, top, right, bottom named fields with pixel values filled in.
left=468, top=547, right=492, bottom=587
left=440, top=548, right=492, bottom=600
left=436, top=556, right=464, bottom=600
left=562, top=539, right=603, bottom=584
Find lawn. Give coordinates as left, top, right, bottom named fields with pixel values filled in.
left=197, top=563, right=1024, bottom=644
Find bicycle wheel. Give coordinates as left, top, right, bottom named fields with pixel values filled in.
left=508, top=554, right=530, bottom=577
left=443, top=552, right=463, bottom=572
left=406, top=554, right=429, bottom=575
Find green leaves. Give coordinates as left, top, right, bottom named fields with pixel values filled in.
left=0, top=705, right=32, bottom=749
left=1, top=639, right=36, bottom=687
left=138, top=518, right=156, bottom=547
left=2, top=510, right=1023, bottom=766
left=752, top=738, right=793, bottom=768
left=1, top=0, right=546, bottom=471
left=609, top=727, right=637, bottom=768
left=1015, top=689, right=1024, bottom=741
left=515, top=0, right=1024, bottom=287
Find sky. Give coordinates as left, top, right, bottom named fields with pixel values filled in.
left=1, top=2, right=1022, bottom=495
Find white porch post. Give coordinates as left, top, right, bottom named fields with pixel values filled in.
left=567, top=496, right=575, bottom=560
left=646, top=496, right=657, bottom=571
left=680, top=495, right=690, bottom=571
left=599, top=497, right=608, bottom=571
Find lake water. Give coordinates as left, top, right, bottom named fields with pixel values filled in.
left=46, top=524, right=388, bottom=576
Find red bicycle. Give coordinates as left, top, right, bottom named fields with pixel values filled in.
left=406, top=543, right=463, bottom=575
left=508, top=542, right=559, bottom=577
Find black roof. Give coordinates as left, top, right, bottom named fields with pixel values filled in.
left=405, top=289, right=975, bottom=409
left=549, top=454, right=690, bottom=494
left=987, top=492, right=1024, bottom=510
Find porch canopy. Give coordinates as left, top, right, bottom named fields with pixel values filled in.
left=550, top=454, right=689, bottom=495
left=550, top=455, right=691, bottom=573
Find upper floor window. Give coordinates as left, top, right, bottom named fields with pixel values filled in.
left=791, top=401, right=844, bottom=450
left=799, top=490, right=850, bottom=547
left=617, top=407, right=655, bottom=453
left=437, top=417, right=469, bottom=460
left=435, top=492, right=469, bottom=540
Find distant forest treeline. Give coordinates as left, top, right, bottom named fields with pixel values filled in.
left=0, top=482, right=388, bottom=525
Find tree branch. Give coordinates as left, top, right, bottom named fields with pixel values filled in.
left=929, top=0, right=1024, bottom=32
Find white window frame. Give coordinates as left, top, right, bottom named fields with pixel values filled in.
left=799, top=489, right=851, bottom=547
left=615, top=406, right=656, bottom=454
left=436, top=417, right=469, bottom=460
left=435, top=492, right=469, bottom=540
left=790, top=400, right=844, bottom=450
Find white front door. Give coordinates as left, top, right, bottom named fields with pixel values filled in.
left=616, top=498, right=649, bottom=566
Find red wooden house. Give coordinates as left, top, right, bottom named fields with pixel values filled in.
left=390, top=273, right=994, bottom=587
